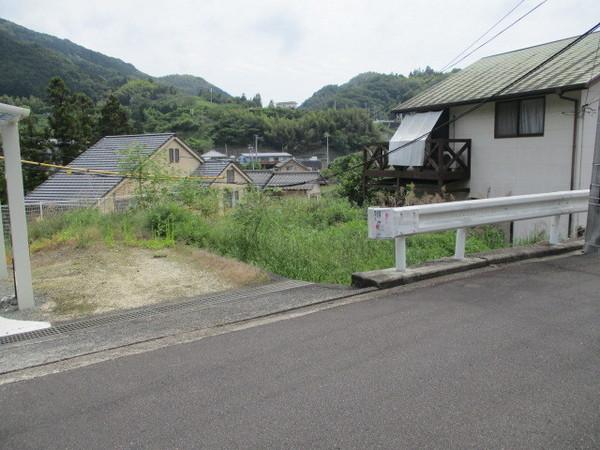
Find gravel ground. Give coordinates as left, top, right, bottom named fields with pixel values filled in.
left=1, top=243, right=270, bottom=322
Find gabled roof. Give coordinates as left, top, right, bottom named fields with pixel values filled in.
left=394, top=32, right=600, bottom=113
left=25, top=133, right=175, bottom=202
left=265, top=171, right=324, bottom=191
left=274, top=158, right=311, bottom=172
left=192, top=160, right=251, bottom=185
left=245, top=170, right=273, bottom=188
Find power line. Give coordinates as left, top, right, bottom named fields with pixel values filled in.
left=346, top=21, right=600, bottom=178
left=439, top=0, right=527, bottom=72
left=0, top=156, right=222, bottom=181
left=9, top=22, right=598, bottom=193
left=439, top=0, right=547, bottom=72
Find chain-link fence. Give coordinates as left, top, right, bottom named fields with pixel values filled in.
left=1, top=197, right=136, bottom=238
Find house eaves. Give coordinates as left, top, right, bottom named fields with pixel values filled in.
left=393, top=32, right=600, bottom=113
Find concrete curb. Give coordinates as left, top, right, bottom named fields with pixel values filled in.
left=351, top=240, right=584, bottom=289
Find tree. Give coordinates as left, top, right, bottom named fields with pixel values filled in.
left=46, top=77, right=96, bottom=164
left=99, top=94, right=131, bottom=136
left=251, top=93, right=262, bottom=108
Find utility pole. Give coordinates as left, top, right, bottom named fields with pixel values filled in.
left=254, top=134, right=259, bottom=170
left=210, top=87, right=213, bottom=103
left=324, top=132, right=330, bottom=168
left=584, top=107, right=600, bottom=254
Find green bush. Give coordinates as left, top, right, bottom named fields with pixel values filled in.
left=27, top=192, right=506, bottom=285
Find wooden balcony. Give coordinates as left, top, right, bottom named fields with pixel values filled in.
left=362, top=138, right=471, bottom=187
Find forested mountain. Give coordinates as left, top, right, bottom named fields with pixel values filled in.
left=301, top=69, right=453, bottom=117
left=0, top=18, right=226, bottom=100
left=0, top=18, right=145, bottom=98
left=0, top=17, right=445, bottom=200
left=155, top=74, right=230, bottom=100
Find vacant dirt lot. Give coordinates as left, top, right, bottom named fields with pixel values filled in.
left=4, top=243, right=270, bottom=322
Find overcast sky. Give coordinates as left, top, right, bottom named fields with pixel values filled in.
left=1, top=0, right=599, bottom=103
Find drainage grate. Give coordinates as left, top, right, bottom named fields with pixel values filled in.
left=0, top=280, right=312, bottom=346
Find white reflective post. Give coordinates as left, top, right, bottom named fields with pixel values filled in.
left=0, top=203, right=7, bottom=279
left=454, top=228, right=466, bottom=260
left=549, top=214, right=561, bottom=245
left=1, top=105, right=34, bottom=309
left=395, top=236, right=406, bottom=272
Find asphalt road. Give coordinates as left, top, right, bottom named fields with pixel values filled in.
left=1, top=254, right=599, bottom=449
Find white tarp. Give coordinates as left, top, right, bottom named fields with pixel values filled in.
left=388, top=111, right=443, bottom=167
left=0, top=316, right=50, bottom=337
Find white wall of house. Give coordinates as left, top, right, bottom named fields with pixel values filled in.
left=572, top=81, right=600, bottom=232
left=449, top=89, right=598, bottom=241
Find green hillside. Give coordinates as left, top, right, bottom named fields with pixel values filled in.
left=0, top=18, right=227, bottom=100
left=155, top=74, right=230, bottom=100
left=0, top=17, right=146, bottom=98
left=301, top=69, right=452, bottom=117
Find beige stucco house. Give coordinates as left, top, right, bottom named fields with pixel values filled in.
left=25, top=133, right=248, bottom=210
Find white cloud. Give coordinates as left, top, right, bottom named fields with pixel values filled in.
left=1, top=0, right=599, bottom=103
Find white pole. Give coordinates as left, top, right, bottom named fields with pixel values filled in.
left=395, top=236, right=407, bottom=272
left=0, top=203, right=8, bottom=279
left=454, top=228, right=466, bottom=259
left=549, top=214, right=561, bottom=245
left=1, top=122, right=35, bottom=309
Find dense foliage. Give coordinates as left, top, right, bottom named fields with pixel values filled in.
left=154, top=74, right=231, bottom=101
left=301, top=68, right=454, bottom=118
left=0, top=18, right=144, bottom=98
left=28, top=191, right=505, bottom=285
left=0, top=18, right=229, bottom=102
left=0, top=76, right=383, bottom=200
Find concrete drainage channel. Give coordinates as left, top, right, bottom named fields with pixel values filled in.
left=0, top=280, right=312, bottom=346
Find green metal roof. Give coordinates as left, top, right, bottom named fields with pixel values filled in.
left=394, top=32, right=600, bottom=113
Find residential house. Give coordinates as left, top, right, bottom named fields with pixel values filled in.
left=246, top=169, right=324, bottom=198
left=238, top=152, right=292, bottom=168
left=388, top=32, right=600, bottom=240
left=274, top=158, right=312, bottom=172
left=275, top=101, right=298, bottom=109
left=192, top=159, right=252, bottom=206
left=202, top=149, right=230, bottom=160
left=25, top=133, right=203, bottom=210
left=299, top=156, right=323, bottom=171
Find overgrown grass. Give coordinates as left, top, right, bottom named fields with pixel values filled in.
left=28, top=194, right=506, bottom=284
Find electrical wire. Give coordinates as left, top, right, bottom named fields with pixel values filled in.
left=439, top=0, right=528, bottom=72
left=5, top=22, right=598, bottom=193
left=439, top=0, right=548, bottom=73
left=0, top=156, right=222, bottom=181
left=346, top=20, right=600, bottom=179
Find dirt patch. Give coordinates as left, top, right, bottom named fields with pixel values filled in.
left=20, top=243, right=269, bottom=321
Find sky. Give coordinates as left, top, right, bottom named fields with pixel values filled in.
left=1, top=0, right=599, bottom=104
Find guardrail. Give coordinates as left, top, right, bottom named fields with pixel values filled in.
left=368, top=190, right=590, bottom=272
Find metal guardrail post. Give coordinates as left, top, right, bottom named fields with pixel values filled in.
left=454, top=228, right=466, bottom=259
left=549, top=215, right=561, bottom=245
left=395, top=237, right=406, bottom=272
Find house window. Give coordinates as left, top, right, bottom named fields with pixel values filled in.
left=169, top=148, right=180, bottom=163
left=226, top=168, right=235, bottom=183
left=495, top=97, right=545, bottom=138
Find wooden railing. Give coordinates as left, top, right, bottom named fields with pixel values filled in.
left=423, top=138, right=471, bottom=179
left=362, top=138, right=472, bottom=187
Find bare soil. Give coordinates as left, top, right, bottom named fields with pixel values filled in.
left=7, top=243, right=269, bottom=322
